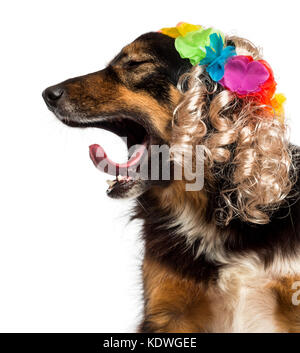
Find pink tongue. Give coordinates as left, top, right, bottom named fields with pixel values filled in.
left=89, top=143, right=146, bottom=176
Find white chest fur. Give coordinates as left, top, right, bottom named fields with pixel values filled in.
left=205, top=255, right=300, bottom=333
left=207, top=282, right=278, bottom=332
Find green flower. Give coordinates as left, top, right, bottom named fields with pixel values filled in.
left=175, top=28, right=224, bottom=66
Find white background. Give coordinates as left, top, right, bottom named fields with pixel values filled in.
left=0, top=0, right=299, bottom=332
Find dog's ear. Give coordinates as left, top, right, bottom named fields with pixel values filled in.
left=134, top=32, right=192, bottom=86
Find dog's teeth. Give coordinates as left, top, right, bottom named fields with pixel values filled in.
left=106, top=180, right=116, bottom=187
left=117, top=175, right=126, bottom=182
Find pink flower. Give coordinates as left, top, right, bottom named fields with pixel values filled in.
left=220, top=56, right=270, bottom=95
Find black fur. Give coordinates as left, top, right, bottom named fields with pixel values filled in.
left=135, top=33, right=192, bottom=86
left=111, top=32, right=191, bottom=106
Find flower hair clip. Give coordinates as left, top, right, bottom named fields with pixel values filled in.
left=198, top=33, right=236, bottom=82
left=160, top=23, right=286, bottom=120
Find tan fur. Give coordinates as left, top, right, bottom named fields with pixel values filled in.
left=269, top=276, right=300, bottom=332
left=117, top=86, right=172, bottom=140
left=142, top=256, right=212, bottom=332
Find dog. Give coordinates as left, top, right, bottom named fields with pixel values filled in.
left=43, top=27, right=300, bottom=333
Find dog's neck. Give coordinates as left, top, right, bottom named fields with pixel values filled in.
left=133, top=181, right=222, bottom=282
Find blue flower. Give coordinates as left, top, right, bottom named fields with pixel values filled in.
left=199, top=33, right=236, bottom=82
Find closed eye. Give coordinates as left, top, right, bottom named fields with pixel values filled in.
left=125, top=59, right=154, bottom=68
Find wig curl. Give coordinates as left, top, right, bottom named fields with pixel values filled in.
left=171, top=36, right=296, bottom=225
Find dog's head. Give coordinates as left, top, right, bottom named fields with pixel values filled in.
left=43, top=32, right=191, bottom=198
left=43, top=28, right=294, bottom=225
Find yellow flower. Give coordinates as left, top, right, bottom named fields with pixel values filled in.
left=160, top=22, right=202, bottom=38
left=271, top=93, right=286, bottom=124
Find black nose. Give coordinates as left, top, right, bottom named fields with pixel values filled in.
left=42, top=86, right=64, bottom=109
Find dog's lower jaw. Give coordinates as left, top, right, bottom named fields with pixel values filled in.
left=107, top=179, right=148, bottom=199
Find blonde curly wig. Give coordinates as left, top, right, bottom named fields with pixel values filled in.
left=171, top=36, right=296, bottom=225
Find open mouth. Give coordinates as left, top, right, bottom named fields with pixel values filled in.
left=42, top=85, right=159, bottom=197
left=75, top=116, right=150, bottom=196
